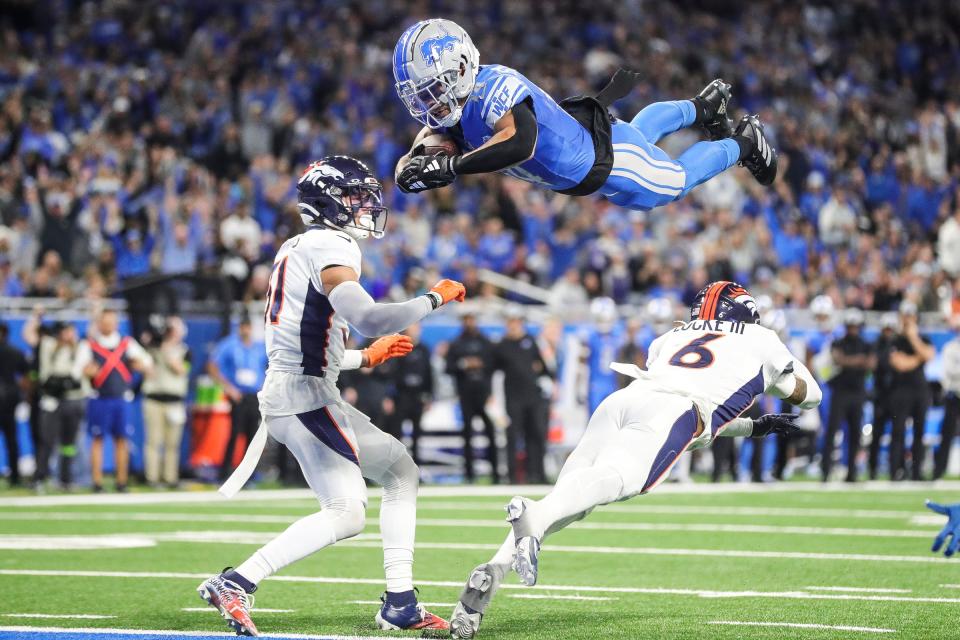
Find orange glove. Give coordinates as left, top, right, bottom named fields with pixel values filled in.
left=363, top=335, right=414, bottom=367
left=430, top=279, right=466, bottom=305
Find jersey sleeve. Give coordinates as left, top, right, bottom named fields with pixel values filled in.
left=481, top=68, right=533, bottom=129
left=761, top=332, right=800, bottom=391
left=645, top=334, right=668, bottom=367
left=309, top=231, right=363, bottom=278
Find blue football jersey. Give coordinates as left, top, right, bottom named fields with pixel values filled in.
left=445, top=65, right=595, bottom=190
left=586, top=328, right=623, bottom=413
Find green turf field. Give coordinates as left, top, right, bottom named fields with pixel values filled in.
left=2, top=482, right=960, bottom=639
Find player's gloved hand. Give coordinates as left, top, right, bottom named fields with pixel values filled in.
left=926, top=500, right=960, bottom=557
left=396, top=154, right=458, bottom=193
left=750, top=413, right=800, bottom=438
left=429, top=279, right=467, bottom=306
left=363, top=335, right=414, bottom=367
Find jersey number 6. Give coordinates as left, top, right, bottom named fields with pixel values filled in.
left=669, top=333, right=724, bottom=369
left=264, top=257, right=288, bottom=325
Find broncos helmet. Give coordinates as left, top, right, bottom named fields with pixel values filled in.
left=393, top=18, right=479, bottom=128
left=296, top=156, right=388, bottom=240
left=690, top=281, right=760, bottom=324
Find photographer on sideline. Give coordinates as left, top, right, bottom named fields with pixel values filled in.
left=35, top=321, right=85, bottom=490
left=142, top=316, right=191, bottom=488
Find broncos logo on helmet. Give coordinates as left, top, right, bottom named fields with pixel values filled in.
left=296, top=156, right=388, bottom=240
left=690, top=281, right=760, bottom=324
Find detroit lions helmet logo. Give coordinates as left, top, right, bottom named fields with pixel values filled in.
left=420, top=31, right=459, bottom=65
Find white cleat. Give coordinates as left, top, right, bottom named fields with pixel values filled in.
left=513, top=535, right=541, bottom=587
left=451, top=563, right=505, bottom=639
left=505, top=497, right=541, bottom=587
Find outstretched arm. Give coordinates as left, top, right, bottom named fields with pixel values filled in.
left=396, top=101, right=538, bottom=192
left=323, top=265, right=464, bottom=337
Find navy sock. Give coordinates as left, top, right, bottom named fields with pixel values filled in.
left=223, top=569, right=257, bottom=594
left=691, top=97, right=708, bottom=124
left=385, top=589, right=417, bottom=607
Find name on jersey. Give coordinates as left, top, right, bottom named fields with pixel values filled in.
left=672, top=320, right=747, bottom=334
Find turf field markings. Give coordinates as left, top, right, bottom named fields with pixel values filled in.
left=181, top=608, right=296, bottom=613
left=508, top=594, right=618, bottom=601
left=0, top=535, right=156, bottom=550
left=709, top=621, right=896, bottom=634
left=3, top=569, right=958, bottom=603
left=0, top=512, right=940, bottom=539
left=0, top=625, right=391, bottom=639
left=805, top=586, right=912, bottom=593
left=414, top=502, right=924, bottom=520
left=408, top=518, right=939, bottom=538
left=2, top=614, right=117, bottom=620
left=3, top=480, right=959, bottom=507
left=347, top=600, right=454, bottom=607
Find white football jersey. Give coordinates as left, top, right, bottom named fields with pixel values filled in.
left=619, top=319, right=804, bottom=448
left=258, top=227, right=362, bottom=416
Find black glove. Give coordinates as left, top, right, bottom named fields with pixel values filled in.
left=751, top=413, right=800, bottom=438
left=396, top=154, right=458, bottom=193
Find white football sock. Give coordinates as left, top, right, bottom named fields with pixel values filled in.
left=234, top=497, right=365, bottom=585
left=376, top=453, right=419, bottom=593
left=487, top=530, right=517, bottom=573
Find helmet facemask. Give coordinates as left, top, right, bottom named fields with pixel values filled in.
left=297, top=177, right=388, bottom=240
left=397, top=64, right=465, bottom=128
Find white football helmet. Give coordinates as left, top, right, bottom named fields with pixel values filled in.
left=393, top=19, right=480, bottom=128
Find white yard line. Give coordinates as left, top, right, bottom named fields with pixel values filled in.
left=508, top=594, right=617, bottom=601
left=413, top=502, right=924, bottom=520
left=0, top=512, right=938, bottom=538
left=2, top=614, right=117, bottom=620
left=709, top=621, right=896, bottom=634
left=805, top=586, right=912, bottom=594
left=0, top=625, right=387, bottom=639
left=2, top=480, right=959, bottom=507
left=346, top=600, right=453, bottom=607
left=0, top=531, right=946, bottom=562
left=181, top=608, right=295, bottom=613
left=0, top=569, right=951, bottom=604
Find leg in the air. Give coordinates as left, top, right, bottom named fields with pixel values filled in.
left=630, top=100, right=697, bottom=143
left=675, top=139, right=742, bottom=195
left=508, top=393, right=698, bottom=586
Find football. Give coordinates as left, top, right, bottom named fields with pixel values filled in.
left=395, top=133, right=460, bottom=181
left=417, top=132, right=460, bottom=157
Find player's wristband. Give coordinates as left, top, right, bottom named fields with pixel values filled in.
left=424, top=291, right=443, bottom=310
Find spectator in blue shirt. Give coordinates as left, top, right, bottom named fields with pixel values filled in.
left=112, top=228, right=154, bottom=280
left=207, top=316, right=268, bottom=481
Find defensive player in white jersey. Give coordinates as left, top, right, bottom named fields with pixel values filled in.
left=197, top=156, right=466, bottom=636
left=450, top=281, right=822, bottom=639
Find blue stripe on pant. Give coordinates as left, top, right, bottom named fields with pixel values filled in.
left=598, top=100, right=741, bottom=211
left=642, top=406, right=700, bottom=492
left=296, top=406, right=359, bottom=466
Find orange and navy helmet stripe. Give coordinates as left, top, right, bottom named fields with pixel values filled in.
left=698, top=281, right=731, bottom=320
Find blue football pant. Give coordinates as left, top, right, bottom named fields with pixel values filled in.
left=598, top=100, right=740, bottom=211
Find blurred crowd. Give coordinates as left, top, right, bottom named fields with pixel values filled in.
left=0, top=1, right=958, bottom=320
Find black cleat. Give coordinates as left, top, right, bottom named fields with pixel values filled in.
left=694, top=79, right=733, bottom=141
left=734, top=114, right=778, bottom=186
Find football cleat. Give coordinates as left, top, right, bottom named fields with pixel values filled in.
left=375, top=593, right=449, bottom=631
left=197, top=569, right=259, bottom=637
left=734, top=114, right=778, bottom=186
left=506, top=496, right=541, bottom=587
left=451, top=563, right=506, bottom=639
left=694, top=79, right=734, bottom=141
